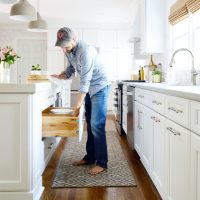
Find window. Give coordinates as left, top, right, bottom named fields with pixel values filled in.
left=171, top=9, right=200, bottom=70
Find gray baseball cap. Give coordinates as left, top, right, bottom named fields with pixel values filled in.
left=55, top=27, right=75, bottom=47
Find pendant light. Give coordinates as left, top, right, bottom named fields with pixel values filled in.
left=27, top=0, right=48, bottom=32
left=10, top=0, right=37, bottom=22
left=0, top=0, right=17, bottom=4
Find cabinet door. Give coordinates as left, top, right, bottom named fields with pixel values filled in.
left=191, top=101, right=200, bottom=136
left=151, top=112, right=165, bottom=199
left=141, top=105, right=153, bottom=175
left=165, top=119, right=190, bottom=200
left=134, top=101, right=143, bottom=157
left=47, top=50, right=65, bottom=74
left=0, top=94, right=31, bottom=191
left=190, top=132, right=200, bottom=200
left=140, top=0, right=164, bottom=54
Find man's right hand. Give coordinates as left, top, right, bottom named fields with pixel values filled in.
left=51, top=73, right=66, bottom=79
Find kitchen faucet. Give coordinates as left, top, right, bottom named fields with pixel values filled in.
left=169, top=48, right=198, bottom=85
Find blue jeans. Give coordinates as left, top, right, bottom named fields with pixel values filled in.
left=83, top=85, right=110, bottom=168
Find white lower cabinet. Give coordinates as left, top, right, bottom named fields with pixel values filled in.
left=151, top=112, right=165, bottom=199
left=134, top=101, right=143, bottom=157
left=140, top=105, right=153, bottom=175
left=190, top=132, right=200, bottom=200
left=165, top=119, right=190, bottom=200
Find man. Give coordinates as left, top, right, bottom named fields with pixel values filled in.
left=52, top=27, right=111, bottom=175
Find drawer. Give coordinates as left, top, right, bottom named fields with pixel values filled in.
left=150, top=92, right=165, bottom=114
left=191, top=101, right=200, bottom=136
left=42, top=105, right=84, bottom=142
left=135, top=88, right=152, bottom=107
left=165, top=95, right=189, bottom=128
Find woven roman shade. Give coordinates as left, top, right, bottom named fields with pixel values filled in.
left=186, top=0, right=200, bottom=13
left=169, top=0, right=189, bottom=25
left=169, top=0, right=200, bottom=25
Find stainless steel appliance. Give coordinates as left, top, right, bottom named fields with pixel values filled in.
left=114, top=80, right=145, bottom=148
left=113, top=81, right=123, bottom=135
left=122, top=84, right=135, bottom=150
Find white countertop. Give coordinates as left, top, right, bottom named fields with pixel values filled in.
left=0, top=79, right=72, bottom=94
left=123, top=82, right=200, bottom=101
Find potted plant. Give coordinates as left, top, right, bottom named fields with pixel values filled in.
left=152, top=68, right=161, bottom=83
left=31, top=64, right=42, bottom=75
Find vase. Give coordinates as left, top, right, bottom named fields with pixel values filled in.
left=153, top=74, right=161, bottom=83
left=0, top=62, right=11, bottom=83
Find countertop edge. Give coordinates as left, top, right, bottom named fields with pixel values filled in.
left=122, top=82, right=200, bottom=102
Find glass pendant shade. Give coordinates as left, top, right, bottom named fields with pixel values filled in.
left=27, top=12, right=48, bottom=32
left=0, top=0, right=17, bottom=4
left=10, top=0, right=37, bottom=22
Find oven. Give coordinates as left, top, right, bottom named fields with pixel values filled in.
left=113, top=81, right=123, bottom=135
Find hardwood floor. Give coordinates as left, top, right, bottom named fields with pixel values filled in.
left=40, top=116, right=162, bottom=200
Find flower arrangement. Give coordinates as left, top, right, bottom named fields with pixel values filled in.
left=0, top=46, right=20, bottom=65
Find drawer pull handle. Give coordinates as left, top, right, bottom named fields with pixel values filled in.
left=156, top=102, right=162, bottom=105
left=155, top=118, right=160, bottom=122
left=168, top=107, right=183, bottom=114
left=139, top=111, right=143, bottom=114
left=138, top=95, right=144, bottom=98
left=166, top=127, right=181, bottom=136
left=137, top=126, right=142, bottom=130
left=152, top=100, right=162, bottom=105
left=151, top=116, right=155, bottom=120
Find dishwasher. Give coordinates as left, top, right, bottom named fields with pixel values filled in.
left=122, top=84, right=135, bottom=150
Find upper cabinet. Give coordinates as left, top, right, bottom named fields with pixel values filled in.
left=47, top=30, right=65, bottom=74
left=140, top=0, right=165, bottom=54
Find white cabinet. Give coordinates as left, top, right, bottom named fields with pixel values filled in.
left=151, top=112, right=165, bottom=199
left=165, top=95, right=190, bottom=129
left=47, top=50, right=65, bottom=74
left=140, top=0, right=164, bottom=54
left=134, top=101, right=143, bottom=157
left=140, top=105, right=153, bottom=175
left=134, top=101, right=153, bottom=175
left=83, top=29, right=98, bottom=47
left=47, top=29, right=65, bottom=74
left=190, top=132, right=200, bottom=200
left=0, top=94, right=31, bottom=191
left=165, top=119, right=190, bottom=200
left=191, top=101, right=200, bottom=136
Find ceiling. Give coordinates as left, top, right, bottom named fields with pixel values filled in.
left=0, top=0, right=139, bottom=28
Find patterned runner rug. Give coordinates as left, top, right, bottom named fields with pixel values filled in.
left=52, top=131, right=136, bottom=188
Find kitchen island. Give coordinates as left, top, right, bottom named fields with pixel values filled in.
left=0, top=80, right=71, bottom=200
